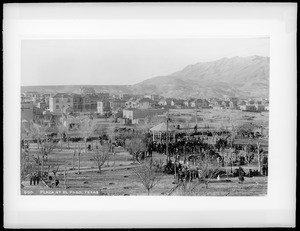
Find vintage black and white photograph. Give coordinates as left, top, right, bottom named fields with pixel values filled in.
left=4, top=3, right=296, bottom=228
left=20, top=38, right=270, bottom=196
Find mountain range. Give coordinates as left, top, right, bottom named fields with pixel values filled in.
left=132, top=55, right=269, bottom=99
left=21, top=55, right=269, bottom=99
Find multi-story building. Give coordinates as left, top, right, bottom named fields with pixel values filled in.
left=82, top=94, right=98, bottom=112
left=72, top=93, right=110, bottom=113
left=97, top=101, right=111, bottom=115
left=110, top=99, right=126, bottom=111
left=72, top=94, right=83, bottom=112
left=121, top=94, right=133, bottom=101
left=97, top=92, right=110, bottom=101
left=123, top=108, right=168, bottom=124
left=49, top=93, right=73, bottom=113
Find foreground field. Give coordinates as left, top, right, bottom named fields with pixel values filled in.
left=172, top=176, right=267, bottom=196
left=23, top=144, right=267, bottom=196
left=63, top=168, right=267, bottom=196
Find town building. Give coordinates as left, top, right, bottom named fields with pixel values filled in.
left=240, top=105, right=257, bottom=111
left=97, top=101, right=111, bottom=115
left=97, top=92, right=110, bottom=101
left=49, top=93, right=73, bottom=113
left=21, top=101, right=44, bottom=123
left=36, top=101, right=48, bottom=110
left=123, top=108, right=168, bottom=124
left=125, top=98, right=139, bottom=109
left=110, top=99, right=126, bottom=111
left=82, top=94, right=98, bottom=112
left=72, top=94, right=83, bottom=112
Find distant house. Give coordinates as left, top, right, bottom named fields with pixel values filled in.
left=195, top=99, right=210, bottom=108
left=229, top=100, right=238, bottom=109
left=190, top=100, right=196, bottom=108
left=254, top=104, right=265, bottom=111
left=222, top=101, right=230, bottom=108
left=158, top=98, right=167, bottom=106
left=183, top=100, right=190, bottom=107
left=172, top=99, right=185, bottom=108
left=125, top=98, right=139, bottom=109
left=240, top=105, right=257, bottom=111
left=264, top=105, right=269, bottom=111
left=213, top=100, right=223, bottom=107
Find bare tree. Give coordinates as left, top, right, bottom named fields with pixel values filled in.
left=132, top=158, right=163, bottom=195
left=237, top=122, right=266, bottom=173
left=125, top=137, right=147, bottom=163
left=137, top=115, right=165, bottom=132
left=244, top=143, right=254, bottom=166
left=20, top=150, right=39, bottom=182
left=105, top=124, right=118, bottom=167
left=197, top=157, right=220, bottom=189
left=57, top=118, right=68, bottom=151
left=28, top=123, right=58, bottom=174
left=92, top=145, right=110, bottom=173
left=79, top=118, right=96, bottom=152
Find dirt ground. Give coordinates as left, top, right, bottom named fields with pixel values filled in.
left=23, top=144, right=267, bottom=196
left=172, top=176, right=268, bottom=196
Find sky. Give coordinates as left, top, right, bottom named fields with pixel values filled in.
left=21, top=38, right=269, bottom=86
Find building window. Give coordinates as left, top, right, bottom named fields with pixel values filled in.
left=56, top=105, right=59, bottom=109
left=67, top=98, right=70, bottom=103
left=56, top=99, right=59, bottom=103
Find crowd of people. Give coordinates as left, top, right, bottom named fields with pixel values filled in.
left=22, top=126, right=268, bottom=189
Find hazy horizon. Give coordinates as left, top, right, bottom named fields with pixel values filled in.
left=21, top=38, right=269, bottom=86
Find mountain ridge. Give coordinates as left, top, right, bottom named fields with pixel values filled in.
left=21, top=55, right=269, bottom=99
left=132, top=55, right=269, bottom=99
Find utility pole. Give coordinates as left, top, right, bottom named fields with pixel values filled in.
left=64, top=165, right=67, bottom=189
left=77, top=146, right=81, bottom=175
left=195, top=98, right=198, bottom=126
left=166, top=111, right=169, bottom=162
